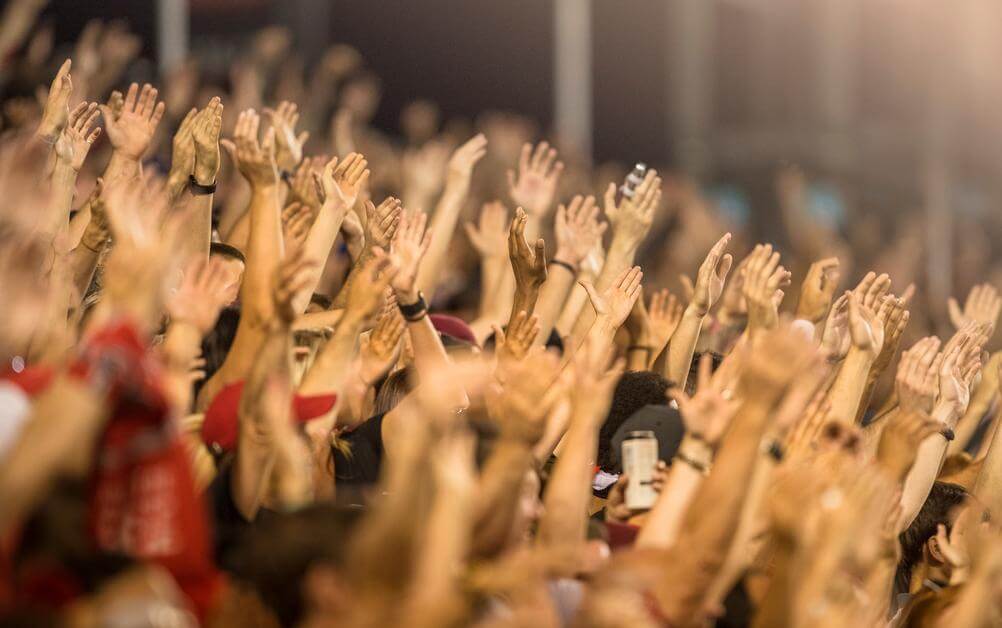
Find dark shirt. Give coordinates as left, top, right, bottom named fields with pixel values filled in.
left=332, top=412, right=386, bottom=506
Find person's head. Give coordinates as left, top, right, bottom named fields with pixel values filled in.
left=685, top=351, right=724, bottom=396
left=208, top=242, right=246, bottom=305
left=226, top=504, right=363, bottom=627
left=373, top=367, right=415, bottom=416
left=597, top=371, right=671, bottom=474
left=895, top=482, right=968, bottom=594
left=196, top=305, right=241, bottom=399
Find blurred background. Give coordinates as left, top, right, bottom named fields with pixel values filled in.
left=11, top=0, right=1002, bottom=331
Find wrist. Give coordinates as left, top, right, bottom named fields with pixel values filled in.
left=192, top=166, right=218, bottom=187
left=932, top=403, right=961, bottom=428
left=36, top=120, right=60, bottom=143
left=552, top=252, right=580, bottom=271
left=684, top=302, right=708, bottom=320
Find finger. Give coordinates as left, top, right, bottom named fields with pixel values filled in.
left=123, top=82, right=139, bottom=112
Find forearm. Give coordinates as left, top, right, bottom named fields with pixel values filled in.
left=0, top=377, right=106, bottom=535
left=45, top=163, right=78, bottom=238
left=569, top=237, right=635, bottom=343
left=416, top=178, right=469, bottom=301
left=656, top=399, right=773, bottom=622
left=476, top=256, right=507, bottom=320
left=242, top=183, right=283, bottom=315
left=102, top=151, right=140, bottom=183
left=233, top=323, right=291, bottom=520
left=636, top=456, right=705, bottom=549
left=665, top=306, right=706, bottom=389
left=556, top=283, right=589, bottom=336
left=298, top=312, right=363, bottom=396
left=160, top=321, right=204, bottom=413
left=827, top=349, right=874, bottom=425
left=69, top=244, right=101, bottom=302
left=973, top=396, right=1002, bottom=516
left=408, top=315, right=468, bottom=408
left=949, top=380, right=997, bottom=456
left=533, top=263, right=576, bottom=346
left=538, top=415, right=599, bottom=548
left=174, top=190, right=213, bottom=263
left=290, top=201, right=348, bottom=313
left=898, top=432, right=950, bottom=531
left=472, top=440, right=535, bottom=558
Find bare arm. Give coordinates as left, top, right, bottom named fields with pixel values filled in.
left=415, top=134, right=487, bottom=301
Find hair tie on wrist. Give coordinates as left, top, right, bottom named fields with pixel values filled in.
left=674, top=451, right=709, bottom=474
left=627, top=345, right=653, bottom=354
left=940, top=428, right=956, bottom=442
left=548, top=259, right=577, bottom=275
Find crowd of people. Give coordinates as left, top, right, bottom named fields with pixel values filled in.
left=1, top=2, right=1002, bottom=626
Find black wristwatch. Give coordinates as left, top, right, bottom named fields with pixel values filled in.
left=189, top=174, right=217, bottom=196
left=398, top=292, right=428, bottom=321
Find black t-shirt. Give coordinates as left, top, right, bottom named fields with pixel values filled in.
left=332, top=412, right=386, bottom=506
left=208, top=460, right=276, bottom=572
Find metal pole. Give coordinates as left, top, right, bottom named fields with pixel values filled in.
left=553, top=0, right=593, bottom=161
left=157, top=0, right=189, bottom=75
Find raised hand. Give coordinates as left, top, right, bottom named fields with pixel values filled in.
left=603, top=169, right=662, bottom=248
left=281, top=202, right=316, bottom=252
left=220, top=109, right=278, bottom=187
left=871, top=294, right=910, bottom=376
left=741, top=322, right=820, bottom=405
left=54, top=101, right=101, bottom=171
left=796, top=257, right=840, bottom=323
left=494, top=310, right=540, bottom=369
left=448, top=132, right=488, bottom=185
left=820, top=293, right=850, bottom=361
left=37, top=59, right=72, bottom=141
left=846, top=291, right=885, bottom=360
left=742, top=243, right=790, bottom=331
left=669, top=353, right=739, bottom=446
left=508, top=207, right=547, bottom=292
left=490, top=347, right=563, bottom=445
left=507, top=140, right=562, bottom=218
left=934, top=325, right=985, bottom=422
left=264, top=100, right=308, bottom=173
left=100, top=83, right=166, bottom=159
left=272, top=246, right=317, bottom=324
left=553, top=194, right=607, bottom=268
left=580, top=265, right=643, bottom=329
left=364, top=196, right=403, bottom=251
left=289, top=155, right=326, bottom=208
left=389, top=209, right=432, bottom=302
left=690, top=233, right=733, bottom=317
left=167, top=107, right=197, bottom=194
left=948, top=284, right=1002, bottom=336
left=192, top=96, right=223, bottom=185
left=464, top=201, right=509, bottom=260
left=647, top=288, right=684, bottom=353
left=313, top=152, right=369, bottom=209
left=345, top=249, right=397, bottom=322
left=167, top=257, right=232, bottom=335
left=852, top=271, right=891, bottom=312
left=359, top=300, right=406, bottom=385
left=895, top=336, right=941, bottom=415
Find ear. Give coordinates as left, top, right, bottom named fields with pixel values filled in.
left=926, top=535, right=946, bottom=565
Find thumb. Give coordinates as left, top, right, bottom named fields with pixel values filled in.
left=604, top=182, right=617, bottom=211
left=98, top=104, right=116, bottom=130
left=220, top=138, right=237, bottom=161
left=297, top=131, right=310, bottom=146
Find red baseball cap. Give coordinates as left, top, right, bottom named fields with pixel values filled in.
left=201, top=380, right=337, bottom=454
left=429, top=314, right=478, bottom=347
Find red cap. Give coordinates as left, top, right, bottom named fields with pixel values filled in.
left=201, top=381, right=337, bottom=453
left=429, top=314, right=478, bottom=347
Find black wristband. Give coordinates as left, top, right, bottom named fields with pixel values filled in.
left=674, top=451, right=709, bottom=474
left=549, top=259, right=577, bottom=275
left=764, top=439, right=785, bottom=462
left=280, top=169, right=293, bottom=185
left=189, top=174, right=216, bottom=195
left=398, top=293, right=428, bottom=321
left=940, top=428, right=956, bottom=442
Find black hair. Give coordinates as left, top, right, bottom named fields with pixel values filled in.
left=225, top=504, right=363, bottom=627
left=894, top=481, right=968, bottom=597
left=597, top=371, right=671, bottom=473
left=195, top=305, right=241, bottom=399
left=209, top=242, right=246, bottom=264
left=685, top=351, right=724, bottom=396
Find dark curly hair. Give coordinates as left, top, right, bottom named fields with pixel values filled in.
left=596, top=370, right=671, bottom=473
